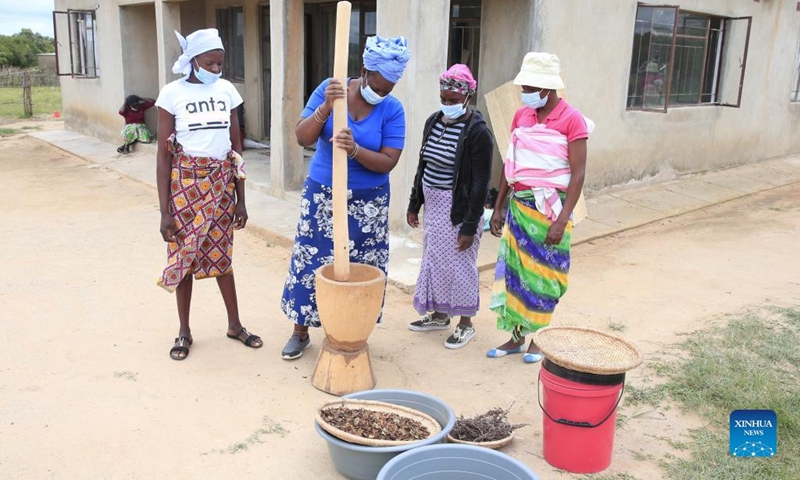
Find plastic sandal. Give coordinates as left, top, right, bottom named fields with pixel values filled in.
left=169, top=336, right=192, bottom=360
left=227, top=327, right=263, bottom=348
left=523, top=352, right=544, bottom=363
left=486, top=346, right=524, bottom=358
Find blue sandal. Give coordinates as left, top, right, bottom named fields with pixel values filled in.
left=486, top=346, right=524, bottom=358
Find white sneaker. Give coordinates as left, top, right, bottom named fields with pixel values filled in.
left=408, top=313, right=451, bottom=332
left=444, top=324, right=475, bottom=349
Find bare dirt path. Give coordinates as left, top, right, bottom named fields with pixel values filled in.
left=1, top=135, right=798, bottom=479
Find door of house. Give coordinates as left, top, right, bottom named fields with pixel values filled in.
left=303, top=1, right=375, bottom=102
left=260, top=6, right=272, bottom=140
left=448, top=0, right=482, bottom=103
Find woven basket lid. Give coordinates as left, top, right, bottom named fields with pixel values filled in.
left=533, top=326, right=643, bottom=375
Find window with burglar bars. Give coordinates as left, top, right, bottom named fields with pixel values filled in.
left=792, top=36, right=800, bottom=102
left=448, top=0, right=481, bottom=103
left=53, top=10, right=100, bottom=77
left=217, top=7, right=245, bottom=82
left=627, top=4, right=751, bottom=112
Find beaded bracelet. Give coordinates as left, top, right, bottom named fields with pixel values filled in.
left=348, top=143, right=360, bottom=159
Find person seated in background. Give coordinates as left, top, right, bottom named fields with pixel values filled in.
left=117, top=95, right=156, bottom=154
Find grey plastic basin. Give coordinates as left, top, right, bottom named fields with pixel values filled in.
left=377, top=444, right=540, bottom=480
left=315, top=389, right=456, bottom=480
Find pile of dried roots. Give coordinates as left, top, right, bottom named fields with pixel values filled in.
left=449, top=404, right=528, bottom=442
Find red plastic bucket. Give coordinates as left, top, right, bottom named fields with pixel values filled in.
left=538, top=359, right=624, bottom=473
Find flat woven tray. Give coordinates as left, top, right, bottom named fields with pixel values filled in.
left=316, top=399, right=441, bottom=447
left=446, top=433, right=514, bottom=450
left=533, top=326, right=643, bottom=375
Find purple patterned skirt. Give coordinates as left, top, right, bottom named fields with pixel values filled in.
left=413, top=186, right=483, bottom=317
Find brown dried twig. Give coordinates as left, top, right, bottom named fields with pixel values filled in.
left=449, top=402, right=529, bottom=442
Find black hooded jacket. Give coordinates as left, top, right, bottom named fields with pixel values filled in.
left=407, top=109, right=495, bottom=236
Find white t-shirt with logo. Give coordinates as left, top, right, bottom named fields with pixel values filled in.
left=156, top=78, right=243, bottom=160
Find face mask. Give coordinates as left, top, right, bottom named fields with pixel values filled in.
left=439, top=102, right=467, bottom=120
left=360, top=75, right=386, bottom=105
left=522, top=90, right=549, bottom=109
left=194, top=60, right=222, bottom=85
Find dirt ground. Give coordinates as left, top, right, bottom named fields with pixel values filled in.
left=1, top=133, right=798, bottom=479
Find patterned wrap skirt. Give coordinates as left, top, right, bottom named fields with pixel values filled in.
left=281, top=177, right=390, bottom=327
left=121, top=123, right=155, bottom=144
left=413, top=186, right=482, bottom=317
left=157, top=135, right=246, bottom=292
left=489, top=191, right=571, bottom=339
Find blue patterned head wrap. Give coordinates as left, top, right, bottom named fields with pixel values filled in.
left=362, top=36, right=411, bottom=84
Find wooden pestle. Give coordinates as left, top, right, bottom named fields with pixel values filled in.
left=332, top=1, right=352, bottom=282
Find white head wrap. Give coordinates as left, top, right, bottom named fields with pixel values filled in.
left=171, top=29, right=225, bottom=76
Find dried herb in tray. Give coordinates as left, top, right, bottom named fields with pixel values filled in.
left=320, top=407, right=430, bottom=442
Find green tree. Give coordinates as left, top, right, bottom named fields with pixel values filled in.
left=0, top=29, right=55, bottom=68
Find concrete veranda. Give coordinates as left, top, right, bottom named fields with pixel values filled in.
left=30, top=128, right=800, bottom=291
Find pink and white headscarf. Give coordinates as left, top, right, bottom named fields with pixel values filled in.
left=439, top=64, right=477, bottom=96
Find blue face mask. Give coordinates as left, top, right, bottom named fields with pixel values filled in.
left=522, top=90, right=549, bottom=109
left=194, top=60, right=222, bottom=85
left=360, top=75, right=386, bottom=105
left=439, top=101, right=467, bottom=120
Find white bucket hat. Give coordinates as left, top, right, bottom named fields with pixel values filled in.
left=513, top=52, right=565, bottom=90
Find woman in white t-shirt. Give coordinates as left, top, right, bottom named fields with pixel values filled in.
left=155, top=28, right=262, bottom=361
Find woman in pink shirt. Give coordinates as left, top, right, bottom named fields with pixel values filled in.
left=487, top=52, right=589, bottom=364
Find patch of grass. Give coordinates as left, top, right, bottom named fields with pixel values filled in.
left=201, top=416, right=288, bottom=455
left=616, top=406, right=659, bottom=429
left=0, top=127, right=19, bottom=136
left=632, top=450, right=654, bottom=462
left=608, top=320, right=627, bottom=332
left=113, top=371, right=138, bottom=381
left=639, top=308, right=800, bottom=480
left=666, top=438, right=689, bottom=451
left=624, top=383, right=668, bottom=407
left=0, top=86, right=62, bottom=119
left=582, top=473, right=639, bottom=480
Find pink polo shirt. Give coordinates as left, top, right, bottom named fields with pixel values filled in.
left=510, top=99, right=589, bottom=143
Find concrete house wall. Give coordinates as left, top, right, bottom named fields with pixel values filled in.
left=55, top=0, right=130, bottom=140
left=54, top=0, right=800, bottom=234
left=532, top=0, right=800, bottom=189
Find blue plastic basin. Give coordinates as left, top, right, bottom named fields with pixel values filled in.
left=377, top=443, right=540, bottom=480
left=315, top=389, right=456, bottom=480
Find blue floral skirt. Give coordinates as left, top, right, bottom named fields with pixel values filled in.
left=281, top=177, right=390, bottom=327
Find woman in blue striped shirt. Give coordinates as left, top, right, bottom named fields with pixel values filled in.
left=407, top=64, right=495, bottom=349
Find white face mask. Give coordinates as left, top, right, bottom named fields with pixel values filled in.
left=439, top=100, right=468, bottom=120
left=522, top=90, right=549, bottom=109
left=193, top=59, right=222, bottom=85
left=360, top=75, right=386, bottom=105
